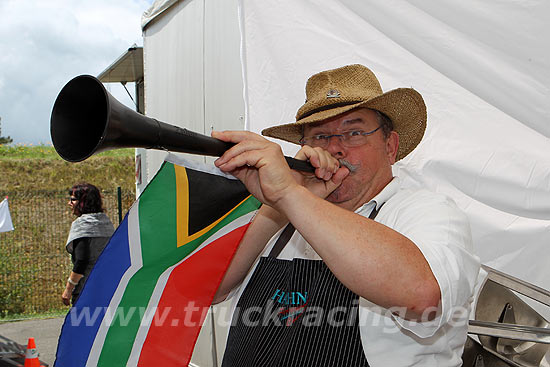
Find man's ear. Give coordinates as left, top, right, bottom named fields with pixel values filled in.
left=386, top=131, right=399, bottom=165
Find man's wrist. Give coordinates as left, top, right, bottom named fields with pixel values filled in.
left=274, top=185, right=310, bottom=214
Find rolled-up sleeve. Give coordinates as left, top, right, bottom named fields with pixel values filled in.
left=382, top=190, right=480, bottom=337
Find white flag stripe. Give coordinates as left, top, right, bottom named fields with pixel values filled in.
left=127, top=211, right=256, bottom=362
left=166, top=153, right=239, bottom=181
left=87, top=202, right=144, bottom=366
left=0, top=198, right=14, bottom=232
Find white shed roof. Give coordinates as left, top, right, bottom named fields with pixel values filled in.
left=97, top=46, right=143, bottom=83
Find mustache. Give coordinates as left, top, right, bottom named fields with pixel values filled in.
left=338, top=159, right=359, bottom=173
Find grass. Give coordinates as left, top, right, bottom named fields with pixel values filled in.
left=0, top=145, right=135, bottom=192
left=0, top=144, right=135, bottom=320
left=0, top=144, right=134, bottom=160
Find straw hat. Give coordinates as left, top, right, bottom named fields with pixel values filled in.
left=261, top=64, right=427, bottom=161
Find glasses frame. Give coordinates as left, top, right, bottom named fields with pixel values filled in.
left=299, top=125, right=382, bottom=148
left=69, top=197, right=78, bottom=202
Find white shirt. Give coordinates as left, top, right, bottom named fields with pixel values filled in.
left=227, top=177, right=480, bottom=367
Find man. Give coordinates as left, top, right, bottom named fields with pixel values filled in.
left=211, top=64, right=480, bottom=366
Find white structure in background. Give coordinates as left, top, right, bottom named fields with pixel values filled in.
left=140, top=2, right=244, bottom=365
left=138, top=0, right=246, bottom=197
left=97, top=0, right=550, bottom=366
left=0, top=197, right=14, bottom=232
left=100, top=1, right=245, bottom=365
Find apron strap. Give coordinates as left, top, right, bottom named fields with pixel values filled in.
left=268, top=223, right=296, bottom=258
left=267, top=202, right=385, bottom=259
left=368, top=202, right=384, bottom=220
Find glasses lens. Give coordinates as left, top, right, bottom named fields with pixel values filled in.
left=344, top=134, right=367, bottom=147
left=339, top=127, right=382, bottom=147
left=300, top=136, right=323, bottom=148
left=303, top=134, right=346, bottom=148
left=302, top=127, right=380, bottom=148
left=308, top=138, right=328, bottom=148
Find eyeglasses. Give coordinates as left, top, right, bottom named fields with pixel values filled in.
left=69, top=197, right=78, bottom=202
left=299, top=126, right=382, bottom=148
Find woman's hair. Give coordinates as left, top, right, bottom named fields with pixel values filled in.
left=69, top=183, right=104, bottom=216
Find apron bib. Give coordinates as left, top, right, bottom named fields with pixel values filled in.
left=222, top=206, right=382, bottom=366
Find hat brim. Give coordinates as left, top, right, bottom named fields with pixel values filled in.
left=262, top=88, right=426, bottom=161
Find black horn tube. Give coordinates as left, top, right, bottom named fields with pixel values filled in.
left=50, top=75, right=313, bottom=173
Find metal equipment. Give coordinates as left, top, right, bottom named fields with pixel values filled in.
left=465, top=265, right=550, bottom=366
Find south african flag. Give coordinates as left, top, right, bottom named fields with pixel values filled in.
left=55, top=155, right=261, bottom=366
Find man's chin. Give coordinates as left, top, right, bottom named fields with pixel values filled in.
left=326, top=190, right=348, bottom=204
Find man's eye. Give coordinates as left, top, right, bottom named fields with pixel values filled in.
left=348, top=130, right=364, bottom=137
left=313, top=135, right=330, bottom=140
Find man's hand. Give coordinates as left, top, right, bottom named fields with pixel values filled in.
left=212, top=131, right=347, bottom=207
left=292, top=145, right=349, bottom=199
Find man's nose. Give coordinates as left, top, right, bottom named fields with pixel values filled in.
left=325, top=135, right=345, bottom=157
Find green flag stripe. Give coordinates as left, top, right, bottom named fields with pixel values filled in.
left=98, top=162, right=177, bottom=364
left=98, top=163, right=260, bottom=365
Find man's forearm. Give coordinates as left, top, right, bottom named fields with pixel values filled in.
left=213, top=205, right=287, bottom=303
left=275, top=185, right=441, bottom=319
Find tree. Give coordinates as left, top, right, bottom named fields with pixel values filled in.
left=0, top=117, right=13, bottom=145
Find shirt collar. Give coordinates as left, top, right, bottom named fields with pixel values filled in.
left=356, top=176, right=400, bottom=213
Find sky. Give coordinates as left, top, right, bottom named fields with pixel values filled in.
left=0, top=0, right=154, bottom=144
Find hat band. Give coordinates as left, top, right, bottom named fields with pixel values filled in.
left=298, top=100, right=363, bottom=120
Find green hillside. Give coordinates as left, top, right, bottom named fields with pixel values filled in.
left=0, top=145, right=135, bottom=192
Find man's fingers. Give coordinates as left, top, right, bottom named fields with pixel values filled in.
left=295, top=146, right=340, bottom=181
left=216, top=149, right=263, bottom=172
left=212, top=130, right=259, bottom=143
left=332, top=166, right=350, bottom=184
left=318, top=167, right=349, bottom=196
left=214, top=133, right=270, bottom=168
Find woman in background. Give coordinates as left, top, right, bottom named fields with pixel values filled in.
left=61, top=182, right=115, bottom=306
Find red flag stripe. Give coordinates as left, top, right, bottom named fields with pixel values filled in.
left=137, top=224, right=250, bottom=366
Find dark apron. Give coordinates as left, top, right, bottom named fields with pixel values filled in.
left=222, top=206, right=382, bottom=367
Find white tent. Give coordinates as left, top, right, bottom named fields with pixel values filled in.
left=239, top=0, right=550, bottom=295
left=140, top=0, right=550, bottom=364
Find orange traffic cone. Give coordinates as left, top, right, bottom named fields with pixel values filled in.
left=24, top=337, right=40, bottom=367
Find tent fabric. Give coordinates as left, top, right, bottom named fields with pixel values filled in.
left=238, top=0, right=550, bottom=303
left=141, top=0, right=178, bottom=29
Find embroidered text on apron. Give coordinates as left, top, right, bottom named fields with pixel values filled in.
left=222, top=205, right=382, bottom=366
